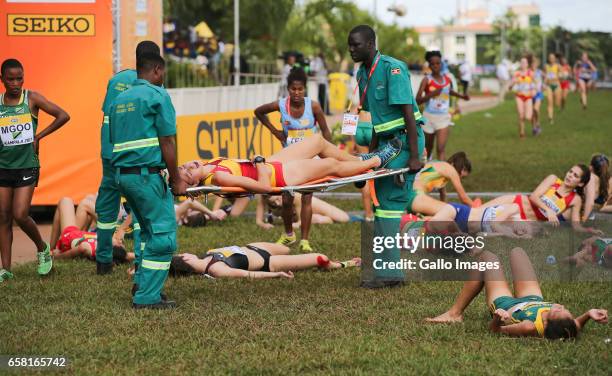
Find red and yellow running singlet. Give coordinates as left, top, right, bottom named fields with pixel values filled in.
left=514, top=70, right=535, bottom=99
left=530, top=178, right=575, bottom=220
left=201, top=158, right=286, bottom=187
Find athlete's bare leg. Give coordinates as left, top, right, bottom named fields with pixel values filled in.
left=50, top=197, right=78, bottom=247
left=13, top=185, right=46, bottom=253
left=0, top=187, right=14, bottom=270
left=282, top=157, right=379, bottom=186
left=269, top=134, right=358, bottom=163
left=426, top=251, right=511, bottom=323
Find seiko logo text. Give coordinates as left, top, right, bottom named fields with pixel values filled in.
left=8, top=14, right=95, bottom=36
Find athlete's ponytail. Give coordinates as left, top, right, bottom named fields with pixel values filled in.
left=590, top=154, right=610, bottom=203
left=574, top=164, right=591, bottom=201
left=544, top=318, right=578, bottom=340
left=169, top=256, right=198, bottom=277
left=448, top=152, right=472, bottom=175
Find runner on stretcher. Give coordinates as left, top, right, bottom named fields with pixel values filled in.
left=179, top=133, right=402, bottom=193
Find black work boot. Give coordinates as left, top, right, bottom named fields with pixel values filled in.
left=132, top=299, right=177, bottom=310
left=131, top=284, right=168, bottom=301
left=96, top=262, right=113, bottom=275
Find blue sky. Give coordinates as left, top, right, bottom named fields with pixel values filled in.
left=354, top=0, right=612, bottom=32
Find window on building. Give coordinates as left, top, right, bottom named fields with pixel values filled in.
left=456, top=35, right=466, bottom=45
left=456, top=53, right=466, bottom=61
left=529, top=14, right=540, bottom=27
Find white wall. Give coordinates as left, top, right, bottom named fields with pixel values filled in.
left=169, top=76, right=423, bottom=116
left=168, top=82, right=318, bottom=116
left=419, top=31, right=479, bottom=66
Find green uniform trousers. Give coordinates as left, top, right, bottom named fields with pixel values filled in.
left=372, top=127, right=425, bottom=280
left=95, top=159, right=141, bottom=268
left=116, top=168, right=176, bottom=305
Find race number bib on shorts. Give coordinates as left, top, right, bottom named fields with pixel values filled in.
left=0, top=114, right=35, bottom=147
left=341, top=113, right=359, bottom=135
left=207, top=245, right=245, bottom=257
left=286, top=128, right=314, bottom=145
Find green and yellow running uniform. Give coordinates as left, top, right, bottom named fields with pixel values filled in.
left=405, top=162, right=448, bottom=212
left=491, top=295, right=552, bottom=336
left=0, top=90, right=38, bottom=169
left=592, top=238, right=612, bottom=266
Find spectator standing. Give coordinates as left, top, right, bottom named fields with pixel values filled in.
left=496, top=59, right=511, bottom=102
left=459, top=60, right=472, bottom=95
left=278, top=54, right=296, bottom=98
left=310, top=53, right=330, bottom=115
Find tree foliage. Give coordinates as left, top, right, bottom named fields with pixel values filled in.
left=483, top=11, right=610, bottom=73
left=165, top=0, right=424, bottom=69
left=165, top=0, right=296, bottom=58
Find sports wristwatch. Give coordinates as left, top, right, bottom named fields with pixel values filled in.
left=253, top=155, right=266, bottom=164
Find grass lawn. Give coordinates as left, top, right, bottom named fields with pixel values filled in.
left=1, top=92, right=611, bottom=375
left=447, top=91, right=611, bottom=192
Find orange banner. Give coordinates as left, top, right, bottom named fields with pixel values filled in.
left=177, top=110, right=283, bottom=164
left=0, top=0, right=113, bottom=205
left=119, top=0, right=163, bottom=70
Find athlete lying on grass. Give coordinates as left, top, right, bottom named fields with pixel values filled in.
left=169, top=242, right=361, bottom=279
left=179, top=133, right=401, bottom=193
left=426, top=247, right=608, bottom=339
left=255, top=193, right=356, bottom=230
left=50, top=197, right=133, bottom=264
left=482, top=164, right=601, bottom=234
left=564, top=236, right=612, bottom=268
left=401, top=202, right=537, bottom=239
left=174, top=198, right=227, bottom=227
left=408, top=151, right=478, bottom=217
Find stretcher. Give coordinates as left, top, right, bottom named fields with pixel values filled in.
left=186, top=167, right=413, bottom=197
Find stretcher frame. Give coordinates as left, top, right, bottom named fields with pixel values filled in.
left=186, top=167, right=412, bottom=198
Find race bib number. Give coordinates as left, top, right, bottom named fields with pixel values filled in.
left=286, top=128, right=314, bottom=145
left=539, top=195, right=561, bottom=215
left=341, top=113, right=359, bottom=135
left=430, top=94, right=450, bottom=112
left=207, top=245, right=245, bottom=258
left=0, top=114, right=34, bottom=147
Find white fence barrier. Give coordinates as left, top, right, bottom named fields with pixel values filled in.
left=168, top=72, right=425, bottom=116
left=168, top=82, right=318, bottom=116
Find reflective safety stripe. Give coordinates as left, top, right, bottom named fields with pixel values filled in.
left=103, top=115, right=109, bottom=124
left=133, top=223, right=141, bottom=230
left=140, top=242, right=146, bottom=251
left=374, top=118, right=404, bottom=133
left=97, top=221, right=116, bottom=230
left=113, top=137, right=159, bottom=152
left=373, top=112, right=423, bottom=133
left=141, top=259, right=170, bottom=270
left=375, top=209, right=404, bottom=218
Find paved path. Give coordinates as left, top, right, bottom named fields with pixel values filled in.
left=10, top=224, right=52, bottom=265
left=324, top=95, right=499, bottom=125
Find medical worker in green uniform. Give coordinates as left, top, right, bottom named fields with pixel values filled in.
left=348, top=25, right=425, bottom=288
left=95, top=41, right=160, bottom=275
left=109, top=52, right=186, bottom=309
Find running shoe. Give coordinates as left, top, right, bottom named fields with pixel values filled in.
left=534, top=126, right=542, bottom=136
left=338, top=257, right=362, bottom=268
left=374, top=139, right=402, bottom=169
left=37, top=242, right=53, bottom=276
left=276, top=232, right=296, bottom=246
left=299, top=239, right=313, bottom=252
left=0, top=269, right=14, bottom=282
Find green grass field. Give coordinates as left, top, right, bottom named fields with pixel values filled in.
left=447, top=91, right=611, bottom=192
left=1, top=92, right=611, bottom=375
